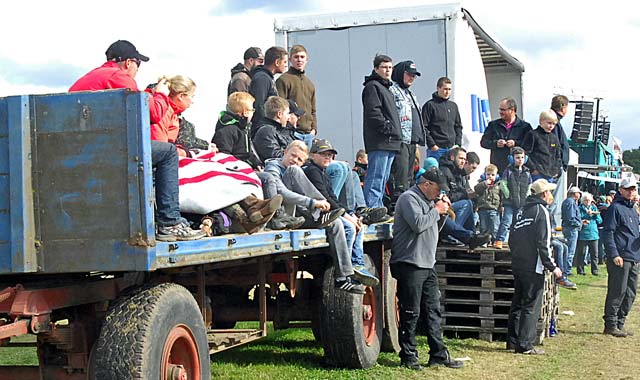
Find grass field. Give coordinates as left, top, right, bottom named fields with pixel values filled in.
left=1, top=266, right=638, bottom=379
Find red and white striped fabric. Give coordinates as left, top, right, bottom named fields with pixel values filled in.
left=178, top=150, right=263, bottom=214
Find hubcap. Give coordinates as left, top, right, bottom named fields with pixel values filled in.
left=161, top=325, right=201, bottom=380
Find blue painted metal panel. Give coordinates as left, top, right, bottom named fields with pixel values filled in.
left=0, top=97, right=9, bottom=268
left=155, top=231, right=294, bottom=269
left=29, top=90, right=152, bottom=273
left=290, top=228, right=328, bottom=251
left=363, top=223, right=393, bottom=242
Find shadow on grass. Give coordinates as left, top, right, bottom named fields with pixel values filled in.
left=214, top=344, right=325, bottom=367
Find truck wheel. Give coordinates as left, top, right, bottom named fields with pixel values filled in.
left=93, top=283, right=211, bottom=380
left=319, top=254, right=382, bottom=369
left=381, top=249, right=401, bottom=353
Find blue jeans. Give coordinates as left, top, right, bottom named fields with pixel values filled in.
left=294, top=131, right=315, bottom=150
left=563, top=227, right=580, bottom=277
left=496, top=205, right=516, bottom=242
left=452, top=199, right=475, bottom=231
left=478, top=209, right=500, bottom=240
left=327, top=161, right=350, bottom=200
left=363, top=150, right=395, bottom=208
left=342, top=217, right=365, bottom=266
left=152, top=141, right=182, bottom=227
left=338, top=171, right=367, bottom=213
left=426, top=147, right=449, bottom=163
left=551, top=239, right=569, bottom=277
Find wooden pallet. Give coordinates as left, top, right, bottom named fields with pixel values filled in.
left=436, top=246, right=559, bottom=343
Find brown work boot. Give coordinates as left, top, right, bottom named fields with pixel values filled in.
left=237, top=204, right=281, bottom=234
left=240, top=195, right=284, bottom=222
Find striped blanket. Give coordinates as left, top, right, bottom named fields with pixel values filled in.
left=178, top=151, right=263, bottom=214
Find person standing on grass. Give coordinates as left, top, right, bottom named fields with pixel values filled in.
left=602, top=177, right=640, bottom=338
left=575, top=192, right=602, bottom=276
left=391, top=167, right=464, bottom=371
left=507, top=179, right=563, bottom=355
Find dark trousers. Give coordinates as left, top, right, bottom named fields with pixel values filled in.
left=389, top=143, right=415, bottom=203
left=390, top=262, right=447, bottom=364
left=507, top=271, right=544, bottom=352
left=603, top=259, right=640, bottom=329
left=575, top=239, right=599, bottom=274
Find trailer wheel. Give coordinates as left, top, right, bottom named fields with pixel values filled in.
left=381, top=249, right=401, bottom=353
left=319, top=253, right=382, bottom=368
left=93, top=283, right=211, bottom=380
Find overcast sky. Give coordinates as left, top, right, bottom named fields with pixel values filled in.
left=2, top=0, right=638, bottom=149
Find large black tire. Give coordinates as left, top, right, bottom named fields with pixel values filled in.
left=320, top=254, right=382, bottom=369
left=381, top=249, right=401, bottom=353
left=93, top=283, right=211, bottom=380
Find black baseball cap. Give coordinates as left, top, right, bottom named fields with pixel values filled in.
left=287, top=99, right=305, bottom=117
left=310, top=138, right=337, bottom=155
left=419, top=167, right=449, bottom=192
left=105, top=40, right=149, bottom=62
left=404, top=60, right=421, bottom=76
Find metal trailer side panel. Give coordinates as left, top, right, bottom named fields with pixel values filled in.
left=281, top=20, right=447, bottom=163
left=0, top=96, right=37, bottom=273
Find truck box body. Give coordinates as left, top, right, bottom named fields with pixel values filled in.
left=275, top=3, right=525, bottom=166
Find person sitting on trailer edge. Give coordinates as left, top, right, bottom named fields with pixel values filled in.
left=68, top=40, right=205, bottom=242
left=391, top=167, right=464, bottom=370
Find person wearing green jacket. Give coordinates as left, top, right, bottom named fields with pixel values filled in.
left=575, top=192, right=602, bottom=275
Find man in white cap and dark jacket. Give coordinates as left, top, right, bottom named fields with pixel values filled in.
left=391, top=167, right=464, bottom=370
left=602, top=177, right=640, bottom=337
left=507, top=179, right=563, bottom=355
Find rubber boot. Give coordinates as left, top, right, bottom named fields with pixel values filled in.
left=240, top=195, right=283, bottom=222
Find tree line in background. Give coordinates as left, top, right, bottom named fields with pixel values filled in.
left=623, top=149, right=640, bottom=171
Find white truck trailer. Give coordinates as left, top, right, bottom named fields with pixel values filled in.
left=275, top=3, right=525, bottom=169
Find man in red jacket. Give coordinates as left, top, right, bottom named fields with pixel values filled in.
left=69, top=40, right=205, bottom=242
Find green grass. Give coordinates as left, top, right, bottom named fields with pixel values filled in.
left=1, top=265, right=638, bottom=380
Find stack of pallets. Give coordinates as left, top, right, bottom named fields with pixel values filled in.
left=436, top=246, right=559, bottom=343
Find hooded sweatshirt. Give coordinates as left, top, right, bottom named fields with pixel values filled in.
left=509, top=195, right=558, bottom=274
left=361, top=71, right=402, bottom=152
left=249, top=66, right=278, bottom=134
left=421, top=91, right=463, bottom=149
left=389, top=61, right=424, bottom=145
left=227, top=63, right=251, bottom=95
left=212, top=110, right=262, bottom=167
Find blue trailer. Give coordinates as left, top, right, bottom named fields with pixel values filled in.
left=0, top=90, right=397, bottom=379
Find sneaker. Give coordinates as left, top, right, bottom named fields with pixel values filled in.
left=506, top=341, right=516, bottom=351
left=468, top=233, right=492, bottom=250
left=556, top=278, right=578, bottom=290
left=356, top=206, right=388, bottom=224
left=603, top=327, right=628, bottom=337
left=400, top=361, right=423, bottom=371
left=335, top=277, right=365, bottom=294
left=427, top=352, right=464, bottom=368
left=494, top=240, right=503, bottom=249
left=157, top=222, right=207, bottom=241
left=441, top=236, right=465, bottom=247
left=268, top=213, right=306, bottom=230
left=316, top=208, right=345, bottom=228
left=517, top=347, right=545, bottom=355
left=352, top=265, right=379, bottom=287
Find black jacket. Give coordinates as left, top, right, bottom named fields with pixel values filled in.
left=252, top=118, right=296, bottom=162
left=438, top=156, right=469, bottom=203
left=602, top=194, right=640, bottom=263
left=361, top=71, right=402, bottom=152
left=422, top=92, right=462, bottom=149
left=227, top=63, right=251, bottom=95
left=303, top=161, right=342, bottom=210
left=553, top=110, right=570, bottom=170
left=249, top=66, right=278, bottom=136
left=509, top=196, right=558, bottom=274
left=212, top=111, right=262, bottom=168
left=521, top=126, right=562, bottom=179
left=502, top=164, right=531, bottom=209
left=480, top=117, right=533, bottom=174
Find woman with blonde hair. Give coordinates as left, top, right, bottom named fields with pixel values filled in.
left=575, top=192, right=602, bottom=275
